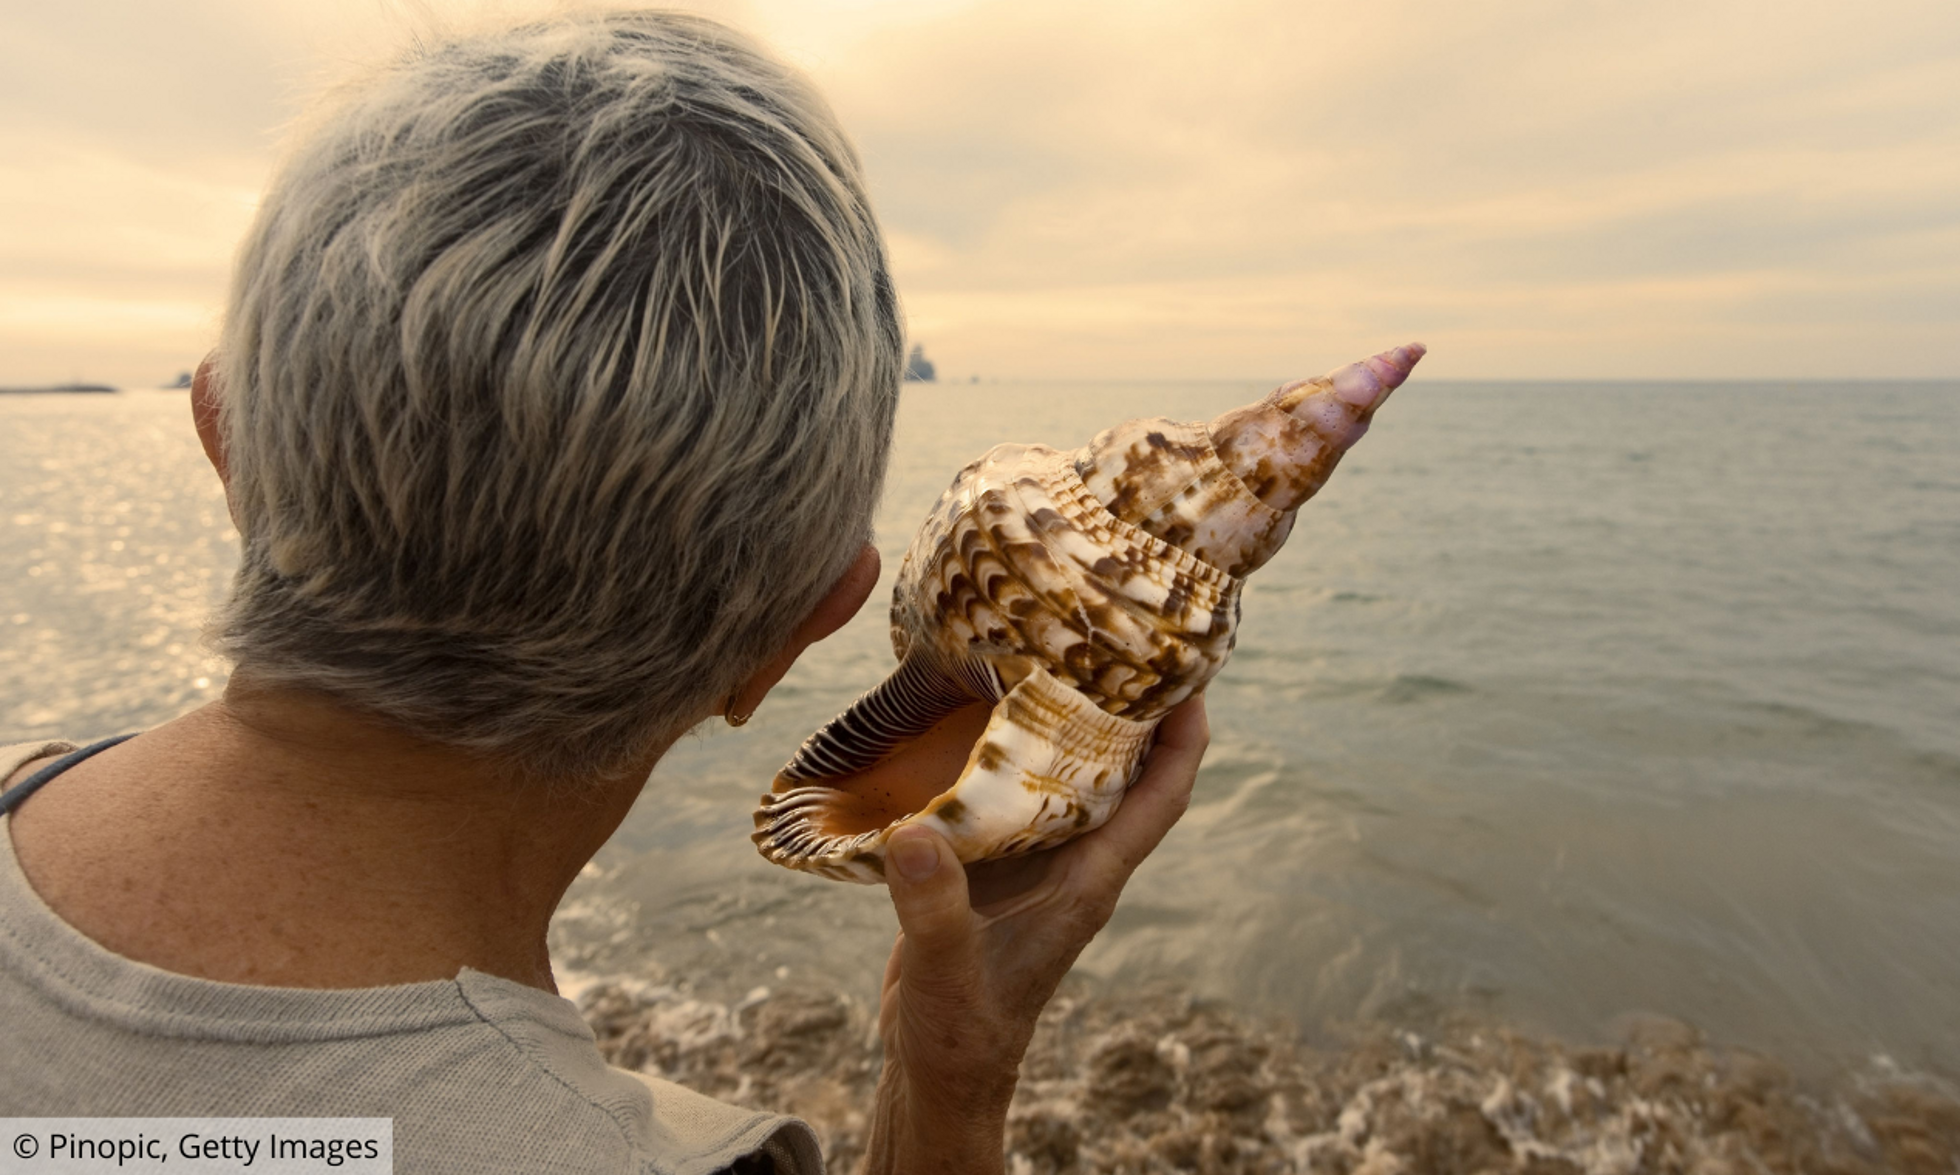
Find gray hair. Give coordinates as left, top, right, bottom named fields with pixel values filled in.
left=214, top=10, right=902, bottom=779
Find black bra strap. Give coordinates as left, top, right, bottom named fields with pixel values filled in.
left=0, top=733, right=140, bottom=816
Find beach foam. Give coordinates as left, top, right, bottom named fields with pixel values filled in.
left=580, top=975, right=1959, bottom=1173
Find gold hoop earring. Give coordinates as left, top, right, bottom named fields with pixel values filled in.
left=724, top=694, right=753, bottom=728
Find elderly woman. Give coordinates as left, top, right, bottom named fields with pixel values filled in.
left=0, top=11, right=1205, bottom=1174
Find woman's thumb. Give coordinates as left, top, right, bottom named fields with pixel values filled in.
left=884, top=825, right=976, bottom=970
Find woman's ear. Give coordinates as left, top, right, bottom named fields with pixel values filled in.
left=191, top=354, right=245, bottom=531
left=795, top=542, right=882, bottom=647
left=190, top=353, right=228, bottom=485
left=723, top=543, right=881, bottom=723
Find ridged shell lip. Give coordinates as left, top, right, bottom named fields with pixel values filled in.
left=752, top=664, right=1156, bottom=882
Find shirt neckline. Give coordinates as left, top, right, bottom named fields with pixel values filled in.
left=0, top=742, right=589, bottom=1045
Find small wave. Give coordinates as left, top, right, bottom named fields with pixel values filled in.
left=1380, top=673, right=1472, bottom=703
left=1328, top=591, right=1382, bottom=604
left=1739, top=699, right=1889, bottom=743
left=1911, top=749, right=1960, bottom=787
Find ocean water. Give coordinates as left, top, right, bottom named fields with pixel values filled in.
left=3, top=379, right=1957, bottom=1080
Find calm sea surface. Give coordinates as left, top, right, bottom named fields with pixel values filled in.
left=3, top=379, right=1957, bottom=1078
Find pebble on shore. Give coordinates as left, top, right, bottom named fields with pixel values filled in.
left=580, top=979, right=1960, bottom=1174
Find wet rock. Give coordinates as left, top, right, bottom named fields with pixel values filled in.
left=1086, top=1027, right=1178, bottom=1117
left=738, top=989, right=854, bottom=1075
left=1184, top=1029, right=1272, bottom=1114
left=1008, top=1105, right=1081, bottom=1174
left=1408, top=1102, right=1509, bottom=1173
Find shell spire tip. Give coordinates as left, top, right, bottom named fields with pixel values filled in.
left=1330, top=342, right=1428, bottom=411
left=1371, top=342, right=1427, bottom=388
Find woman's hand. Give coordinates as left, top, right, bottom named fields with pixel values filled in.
left=861, top=698, right=1209, bottom=1175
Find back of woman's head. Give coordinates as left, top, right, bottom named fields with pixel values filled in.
left=215, top=10, right=902, bottom=779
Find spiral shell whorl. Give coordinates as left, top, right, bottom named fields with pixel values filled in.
left=1072, top=418, right=1293, bottom=580
left=898, top=443, right=1243, bottom=723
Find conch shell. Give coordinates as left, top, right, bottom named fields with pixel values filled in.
left=754, top=343, right=1427, bottom=882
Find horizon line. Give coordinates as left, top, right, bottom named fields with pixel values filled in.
left=901, top=375, right=1960, bottom=386
left=5, top=375, right=1958, bottom=393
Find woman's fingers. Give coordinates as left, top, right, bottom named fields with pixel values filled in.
left=872, top=700, right=1210, bottom=1147
left=1070, top=697, right=1208, bottom=887
left=883, top=825, right=982, bottom=1000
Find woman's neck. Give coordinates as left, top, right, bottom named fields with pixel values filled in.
left=5, top=687, right=668, bottom=993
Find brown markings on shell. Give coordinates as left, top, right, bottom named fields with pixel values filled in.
left=1073, top=418, right=1292, bottom=578
left=900, top=445, right=1239, bottom=726
left=1074, top=422, right=1208, bottom=536
left=1018, top=770, right=1076, bottom=797
left=1211, top=390, right=1352, bottom=510
left=1087, top=425, right=1210, bottom=524
left=1211, top=407, right=1311, bottom=503
left=1186, top=471, right=1294, bottom=576
left=1005, top=656, right=1164, bottom=774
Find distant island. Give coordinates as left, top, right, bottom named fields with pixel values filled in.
left=0, top=371, right=196, bottom=393
left=902, top=344, right=936, bottom=383
left=0, top=383, right=117, bottom=395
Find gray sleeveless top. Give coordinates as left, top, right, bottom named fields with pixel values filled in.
left=0, top=740, right=821, bottom=1175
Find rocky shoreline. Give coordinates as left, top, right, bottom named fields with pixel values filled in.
left=579, top=977, right=1959, bottom=1174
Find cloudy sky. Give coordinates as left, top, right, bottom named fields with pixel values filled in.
left=2, top=0, right=1955, bottom=384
